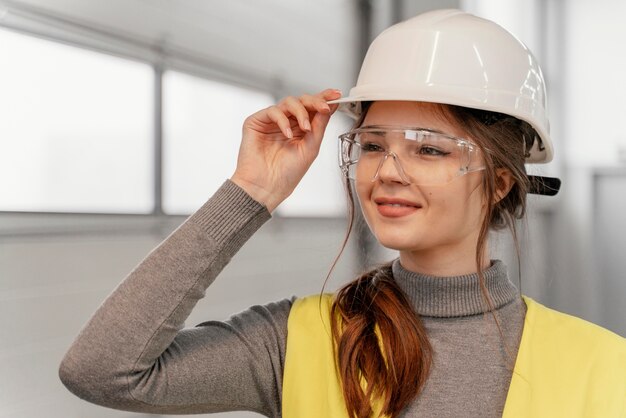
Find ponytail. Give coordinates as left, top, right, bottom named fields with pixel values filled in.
left=330, top=263, right=432, bottom=418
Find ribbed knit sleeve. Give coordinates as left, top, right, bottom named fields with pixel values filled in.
left=58, top=179, right=294, bottom=417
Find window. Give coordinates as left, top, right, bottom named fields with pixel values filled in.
left=162, top=71, right=274, bottom=214
left=0, top=27, right=350, bottom=217
left=163, top=70, right=352, bottom=216
left=0, top=28, right=154, bottom=213
left=277, top=113, right=352, bottom=217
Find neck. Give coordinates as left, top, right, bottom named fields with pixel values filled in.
left=399, top=241, right=490, bottom=277
left=391, top=259, right=519, bottom=317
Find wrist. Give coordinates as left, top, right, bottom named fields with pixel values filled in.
left=229, top=175, right=279, bottom=213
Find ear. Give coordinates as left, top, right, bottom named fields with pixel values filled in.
left=494, top=168, right=515, bottom=203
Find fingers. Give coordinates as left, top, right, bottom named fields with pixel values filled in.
left=318, top=88, right=342, bottom=101
left=253, top=89, right=341, bottom=141
left=319, top=89, right=342, bottom=116
left=276, top=89, right=342, bottom=133
left=301, top=93, right=332, bottom=114
left=279, top=96, right=313, bottom=132
left=308, top=88, right=341, bottom=130
left=265, top=106, right=294, bottom=138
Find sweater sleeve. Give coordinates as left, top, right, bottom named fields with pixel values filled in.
left=58, top=179, right=295, bottom=417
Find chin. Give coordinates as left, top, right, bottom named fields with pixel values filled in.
left=373, top=232, right=429, bottom=252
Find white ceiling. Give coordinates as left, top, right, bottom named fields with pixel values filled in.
left=0, top=0, right=359, bottom=94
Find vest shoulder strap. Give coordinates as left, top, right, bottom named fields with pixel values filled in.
left=282, top=293, right=349, bottom=418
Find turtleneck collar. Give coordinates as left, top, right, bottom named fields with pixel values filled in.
left=391, top=259, right=520, bottom=318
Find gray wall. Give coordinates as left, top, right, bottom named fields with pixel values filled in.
left=594, top=169, right=626, bottom=335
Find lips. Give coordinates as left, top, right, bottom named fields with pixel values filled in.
left=374, top=197, right=422, bottom=208
left=374, top=197, right=421, bottom=218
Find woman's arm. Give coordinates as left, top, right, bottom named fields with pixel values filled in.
left=58, top=179, right=292, bottom=416
left=59, top=88, right=341, bottom=416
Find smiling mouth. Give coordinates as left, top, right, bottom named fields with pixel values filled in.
left=374, top=198, right=422, bottom=208
left=374, top=200, right=422, bottom=218
left=379, top=203, right=417, bottom=207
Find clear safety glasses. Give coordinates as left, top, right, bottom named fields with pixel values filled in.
left=338, top=125, right=486, bottom=186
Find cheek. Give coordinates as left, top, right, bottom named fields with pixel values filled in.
left=456, top=187, right=487, bottom=231
left=354, top=180, right=371, bottom=207
left=426, top=185, right=484, bottom=230
left=354, top=181, right=383, bottom=232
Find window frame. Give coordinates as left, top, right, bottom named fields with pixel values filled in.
left=0, top=16, right=281, bottom=220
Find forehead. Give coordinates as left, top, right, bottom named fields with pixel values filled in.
left=362, top=101, right=467, bottom=138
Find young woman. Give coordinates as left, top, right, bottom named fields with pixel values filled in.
left=59, top=9, right=626, bottom=418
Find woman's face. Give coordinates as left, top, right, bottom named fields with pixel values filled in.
left=355, top=101, right=487, bottom=263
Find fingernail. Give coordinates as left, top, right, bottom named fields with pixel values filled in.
left=303, top=120, right=311, bottom=131
left=286, top=128, right=293, bottom=138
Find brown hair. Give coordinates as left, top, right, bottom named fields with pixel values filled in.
left=323, top=101, right=534, bottom=418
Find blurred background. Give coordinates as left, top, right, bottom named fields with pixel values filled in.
left=1, top=0, right=625, bottom=417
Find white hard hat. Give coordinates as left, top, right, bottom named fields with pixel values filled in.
left=329, top=9, right=553, bottom=164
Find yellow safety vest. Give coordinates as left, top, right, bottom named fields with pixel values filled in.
left=283, top=294, right=626, bottom=417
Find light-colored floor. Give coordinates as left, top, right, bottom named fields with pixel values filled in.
left=0, top=215, right=362, bottom=418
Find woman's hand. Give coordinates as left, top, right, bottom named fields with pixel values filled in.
left=230, top=88, right=341, bottom=212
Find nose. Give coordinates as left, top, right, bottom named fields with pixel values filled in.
left=371, top=152, right=411, bottom=185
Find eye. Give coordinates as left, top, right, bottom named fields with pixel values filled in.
left=418, top=145, right=450, bottom=157
left=361, top=141, right=385, bottom=152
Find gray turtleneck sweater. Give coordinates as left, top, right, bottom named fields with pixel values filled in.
left=58, top=179, right=526, bottom=417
